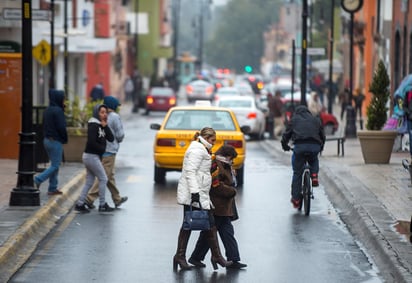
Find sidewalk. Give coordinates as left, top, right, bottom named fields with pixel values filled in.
left=261, top=132, right=412, bottom=283
left=0, top=160, right=86, bottom=282
left=1, top=116, right=412, bottom=282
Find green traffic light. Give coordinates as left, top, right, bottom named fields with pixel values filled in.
left=244, top=65, right=252, bottom=73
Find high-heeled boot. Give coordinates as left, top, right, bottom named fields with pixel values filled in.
left=173, top=228, right=192, bottom=270
left=207, top=226, right=233, bottom=270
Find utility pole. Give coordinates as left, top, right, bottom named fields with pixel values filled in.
left=173, top=0, right=181, bottom=87
left=198, top=0, right=204, bottom=72
left=301, top=0, right=308, bottom=106
left=10, top=0, right=39, bottom=206
left=49, top=0, right=55, bottom=89
left=328, top=0, right=335, bottom=114
left=64, top=0, right=68, bottom=95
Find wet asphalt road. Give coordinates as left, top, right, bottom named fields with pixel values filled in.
left=10, top=111, right=382, bottom=283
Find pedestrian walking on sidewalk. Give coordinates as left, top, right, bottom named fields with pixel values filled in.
left=189, top=145, right=246, bottom=269
left=34, top=89, right=68, bottom=195
left=268, top=90, right=285, bottom=139
left=75, top=104, right=114, bottom=213
left=173, top=127, right=232, bottom=271
left=281, top=105, right=325, bottom=209
left=83, top=96, right=128, bottom=209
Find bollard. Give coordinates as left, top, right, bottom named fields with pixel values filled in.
left=345, top=105, right=357, bottom=138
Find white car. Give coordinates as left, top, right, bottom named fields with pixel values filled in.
left=216, top=95, right=266, bottom=140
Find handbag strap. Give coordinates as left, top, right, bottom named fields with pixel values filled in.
left=190, top=200, right=203, bottom=210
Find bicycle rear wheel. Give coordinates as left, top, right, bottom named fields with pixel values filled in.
left=302, top=170, right=311, bottom=215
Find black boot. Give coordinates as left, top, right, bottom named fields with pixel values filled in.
left=173, top=228, right=192, bottom=271
left=207, top=226, right=232, bottom=270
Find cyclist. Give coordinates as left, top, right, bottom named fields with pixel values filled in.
left=281, top=105, right=325, bottom=208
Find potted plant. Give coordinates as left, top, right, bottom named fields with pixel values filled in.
left=357, top=60, right=397, bottom=163
left=64, top=96, right=100, bottom=162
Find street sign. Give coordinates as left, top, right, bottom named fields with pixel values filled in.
left=32, top=40, right=51, bottom=66
left=3, top=8, right=50, bottom=21
left=291, top=48, right=326, bottom=56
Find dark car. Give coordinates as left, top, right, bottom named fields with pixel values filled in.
left=145, top=87, right=176, bottom=115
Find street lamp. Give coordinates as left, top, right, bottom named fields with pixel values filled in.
left=301, top=0, right=308, bottom=106
left=341, top=0, right=363, bottom=138
left=10, top=0, right=40, bottom=206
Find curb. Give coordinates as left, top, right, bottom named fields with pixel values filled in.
left=0, top=170, right=85, bottom=282
left=321, top=165, right=412, bottom=283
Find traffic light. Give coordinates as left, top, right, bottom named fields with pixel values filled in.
left=244, top=65, right=253, bottom=73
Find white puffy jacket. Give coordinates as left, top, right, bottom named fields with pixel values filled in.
left=177, top=140, right=212, bottom=209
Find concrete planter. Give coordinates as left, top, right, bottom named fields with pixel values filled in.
left=63, top=127, right=86, bottom=162
left=357, top=130, right=397, bottom=164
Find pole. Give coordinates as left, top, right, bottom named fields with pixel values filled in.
left=301, top=0, right=308, bottom=106
left=49, top=0, right=55, bottom=89
left=345, top=12, right=357, bottom=137
left=64, top=0, right=68, bottom=96
left=10, top=0, right=40, bottom=206
left=198, top=0, right=204, bottom=72
left=291, top=39, right=296, bottom=108
left=134, top=0, right=139, bottom=69
left=173, top=0, right=181, bottom=87
left=327, top=0, right=334, bottom=114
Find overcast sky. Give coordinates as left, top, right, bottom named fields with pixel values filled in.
left=213, top=0, right=228, bottom=6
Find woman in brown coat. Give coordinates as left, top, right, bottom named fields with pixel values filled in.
left=188, top=145, right=247, bottom=269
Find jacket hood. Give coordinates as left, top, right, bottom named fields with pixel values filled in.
left=92, top=104, right=108, bottom=120
left=103, top=96, right=121, bottom=111
left=49, top=89, right=65, bottom=108
left=294, top=105, right=310, bottom=115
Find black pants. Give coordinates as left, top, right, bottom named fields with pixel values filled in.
left=190, top=215, right=241, bottom=262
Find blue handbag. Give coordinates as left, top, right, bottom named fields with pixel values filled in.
left=182, top=202, right=210, bottom=231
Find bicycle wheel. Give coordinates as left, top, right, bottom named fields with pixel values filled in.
left=302, top=170, right=311, bottom=215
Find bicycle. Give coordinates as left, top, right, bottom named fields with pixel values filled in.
left=298, top=152, right=314, bottom=216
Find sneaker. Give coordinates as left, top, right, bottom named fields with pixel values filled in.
left=75, top=204, right=90, bottom=213
left=291, top=198, right=301, bottom=209
left=98, top=202, right=115, bottom=212
left=84, top=200, right=96, bottom=209
left=115, top=196, right=128, bottom=208
left=311, top=173, right=319, bottom=187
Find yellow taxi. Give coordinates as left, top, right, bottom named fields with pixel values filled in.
left=150, top=102, right=250, bottom=185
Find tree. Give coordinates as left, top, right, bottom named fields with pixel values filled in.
left=204, top=0, right=281, bottom=72
left=366, top=60, right=390, bottom=130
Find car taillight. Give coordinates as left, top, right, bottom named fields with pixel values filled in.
left=169, top=97, right=176, bottom=105
left=146, top=96, right=154, bottom=105
left=247, top=112, right=257, bottom=119
left=157, top=138, right=176, bottom=146
left=225, top=140, right=243, bottom=148
left=216, top=83, right=222, bottom=89
left=205, top=86, right=214, bottom=95
left=186, top=85, right=193, bottom=94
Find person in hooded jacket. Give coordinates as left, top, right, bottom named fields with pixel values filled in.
left=34, top=89, right=68, bottom=195
left=75, top=104, right=114, bottom=213
left=281, top=105, right=325, bottom=209
left=84, top=96, right=128, bottom=209
left=173, top=127, right=232, bottom=271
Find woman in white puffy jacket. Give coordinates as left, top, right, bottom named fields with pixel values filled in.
left=173, top=127, right=232, bottom=271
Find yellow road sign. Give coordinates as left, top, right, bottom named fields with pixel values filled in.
left=32, top=40, right=51, bottom=65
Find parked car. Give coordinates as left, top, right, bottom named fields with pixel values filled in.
left=185, top=79, right=215, bottom=103
left=283, top=98, right=339, bottom=135
left=150, top=103, right=250, bottom=185
left=216, top=95, right=266, bottom=140
left=145, top=87, right=176, bottom=115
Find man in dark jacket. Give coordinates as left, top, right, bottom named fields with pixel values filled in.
left=281, top=105, right=325, bottom=208
left=34, top=89, right=68, bottom=195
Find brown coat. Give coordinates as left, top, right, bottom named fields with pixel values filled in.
left=210, top=160, right=237, bottom=217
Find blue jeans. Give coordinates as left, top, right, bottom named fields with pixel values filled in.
left=407, top=119, right=412, bottom=156
left=291, top=143, right=321, bottom=200
left=34, top=138, right=63, bottom=192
